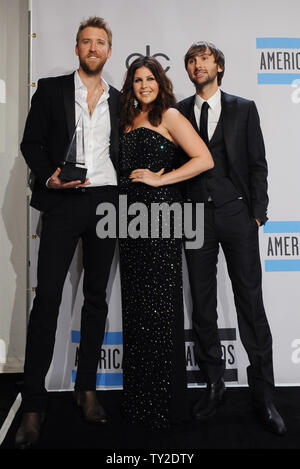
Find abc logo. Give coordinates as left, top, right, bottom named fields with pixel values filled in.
left=126, top=45, right=170, bottom=72
left=291, top=339, right=300, bottom=363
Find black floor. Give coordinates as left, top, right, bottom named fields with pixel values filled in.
left=1, top=374, right=300, bottom=455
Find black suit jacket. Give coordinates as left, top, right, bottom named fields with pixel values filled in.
left=21, top=72, right=120, bottom=212
left=176, top=91, right=269, bottom=224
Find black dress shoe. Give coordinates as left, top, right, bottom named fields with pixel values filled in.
left=193, top=378, right=226, bottom=420
left=254, top=401, right=287, bottom=435
left=15, top=412, right=45, bottom=449
left=75, top=391, right=108, bottom=424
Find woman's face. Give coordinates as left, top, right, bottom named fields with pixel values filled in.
left=132, top=66, right=159, bottom=110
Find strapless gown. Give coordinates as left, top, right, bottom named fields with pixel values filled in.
left=119, top=127, right=187, bottom=429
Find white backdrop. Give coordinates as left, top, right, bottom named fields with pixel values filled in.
left=0, top=0, right=28, bottom=373
left=28, top=0, right=300, bottom=391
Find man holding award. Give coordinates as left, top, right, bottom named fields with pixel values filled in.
left=15, top=17, right=119, bottom=449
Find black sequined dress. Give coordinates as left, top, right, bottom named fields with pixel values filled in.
left=119, top=127, right=187, bottom=429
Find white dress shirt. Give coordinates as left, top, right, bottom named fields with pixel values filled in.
left=194, top=87, right=222, bottom=141
left=74, top=71, right=117, bottom=187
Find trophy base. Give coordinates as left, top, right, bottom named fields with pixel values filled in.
left=59, top=163, right=87, bottom=183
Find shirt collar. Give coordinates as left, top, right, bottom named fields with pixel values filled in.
left=74, top=70, right=110, bottom=97
left=195, top=87, right=221, bottom=110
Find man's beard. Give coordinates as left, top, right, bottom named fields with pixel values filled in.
left=79, top=57, right=105, bottom=75
left=192, top=70, right=218, bottom=91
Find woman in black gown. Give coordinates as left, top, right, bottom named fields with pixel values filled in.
left=119, top=56, right=213, bottom=429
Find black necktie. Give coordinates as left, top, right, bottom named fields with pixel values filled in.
left=199, top=101, right=209, bottom=145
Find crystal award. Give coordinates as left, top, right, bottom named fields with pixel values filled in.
left=59, top=114, right=87, bottom=183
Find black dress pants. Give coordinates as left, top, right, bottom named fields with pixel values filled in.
left=22, top=186, right=118, bottom=412
left=185, top=198, right=275, bottom=403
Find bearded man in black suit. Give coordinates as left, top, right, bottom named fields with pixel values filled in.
left=15, top=16, right=119, bottom=449
left=177, top=41, right=286, bottom=435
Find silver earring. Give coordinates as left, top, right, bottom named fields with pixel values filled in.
left=134, top=98, right=139, bottom=109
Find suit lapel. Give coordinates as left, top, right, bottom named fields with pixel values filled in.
left=107, top=87, right=119, bottom=172
left=179, top=95, right=198, bottom=132
left=187, top=95, right=198, bottom=132
left=221, top=91, right=238, bottom=165
left=62, top=72, right=76, bottom=140
left=108, top=88, right=117, bottom=146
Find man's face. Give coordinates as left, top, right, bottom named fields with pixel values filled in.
left=75, top=26, right=112, bottom=75
left=186, top=48, right=223, bottom=90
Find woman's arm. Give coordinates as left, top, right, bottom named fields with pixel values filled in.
left=130, top=108, right=214, bottom=187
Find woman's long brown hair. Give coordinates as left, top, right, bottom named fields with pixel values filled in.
left=120, top=56, right=176, bottom=132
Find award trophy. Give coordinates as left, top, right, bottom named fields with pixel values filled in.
left=59, top=114, right=87, bottom=183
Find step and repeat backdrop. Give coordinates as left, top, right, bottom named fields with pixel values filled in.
left=27, top=0, right=300, bottom=390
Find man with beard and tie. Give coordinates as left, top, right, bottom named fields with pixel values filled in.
left=15, top=17, right=119, bottom=449
left=177, top=41, right=287, bottom=435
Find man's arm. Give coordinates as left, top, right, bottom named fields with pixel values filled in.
left=247, top=101, right=269, bottom=225
left=20, top=79, right=57, bottom=186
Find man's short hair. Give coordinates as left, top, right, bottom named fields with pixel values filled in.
left=184, top=41, right=225, bottom=85
left=76, top=16, right=112, bottom=48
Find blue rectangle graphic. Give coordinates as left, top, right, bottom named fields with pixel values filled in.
left=71, top=330, right=123, bottom=345
left=265, top=260, right=300, bottom=272
left=96, top=373, right=123, bottom=386
left=257, top=73, right=300, bottom=84
left=256, top=38, right=300, bottom=49
left=264, top=221, right=300, bottom=233
left=72, top=370, right=123, bottom=386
